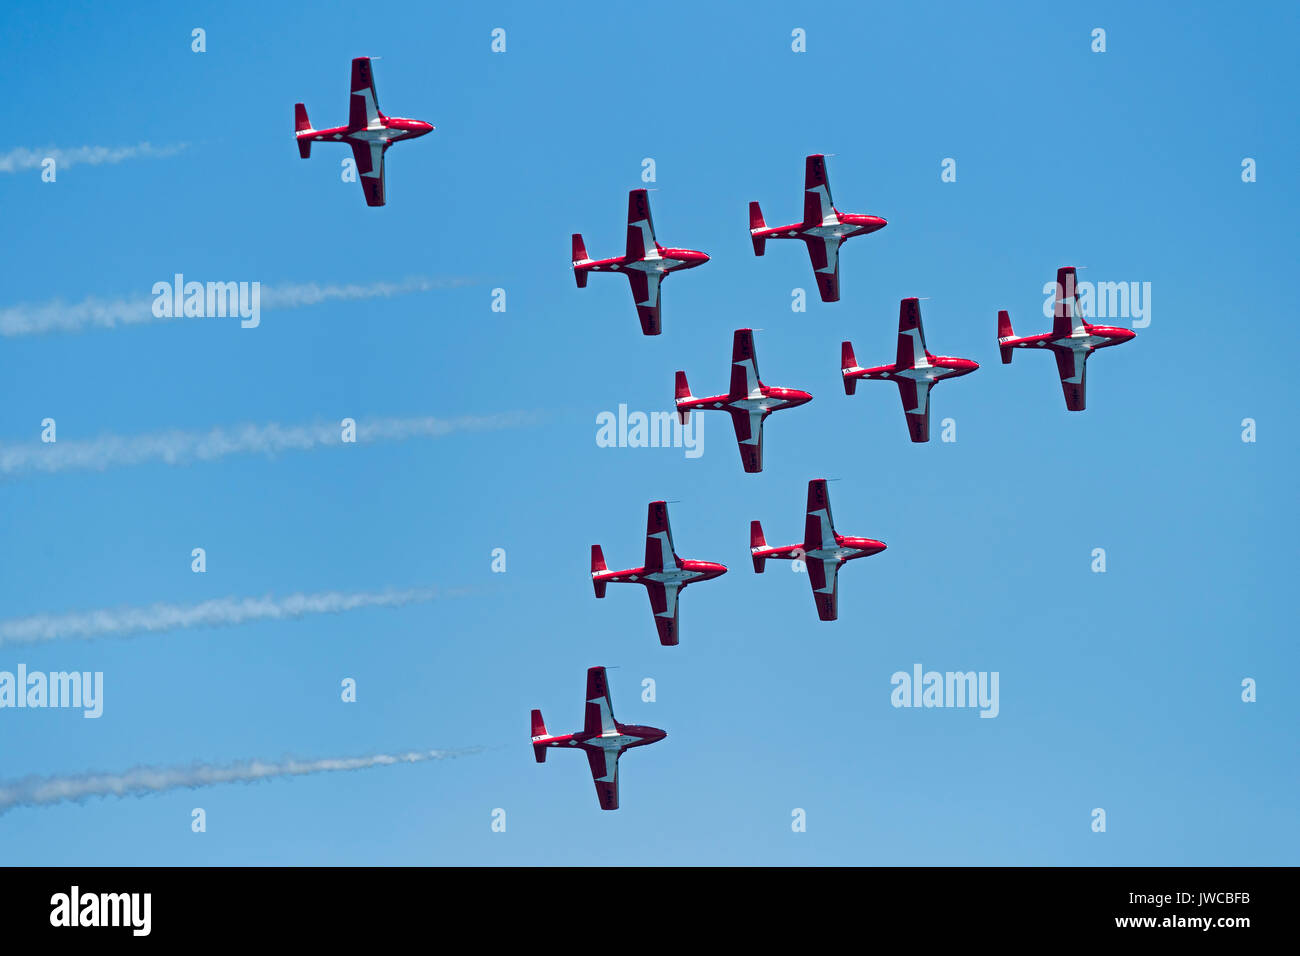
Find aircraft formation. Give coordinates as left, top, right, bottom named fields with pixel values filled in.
left=292, top=58, right=1138, bottom=812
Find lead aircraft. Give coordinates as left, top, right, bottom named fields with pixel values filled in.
left=748, top=154, right=887, bottom=302
left=591, top=501, right=727, bottom=646
left=572, top=189, right=710, bottom=335
left=750, top=479, right=886, bottom=621
left=532, top=666, right=667, bottom=811
left=997, top=266, right=1136, bottom=410
left=294, top=57, right=434, bottom=207
left=675, top=329, right=813, bottom=473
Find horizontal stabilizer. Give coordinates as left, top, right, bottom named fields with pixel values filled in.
left=675, top=371, right=692, bottom=424
left=750, top=520, right=768, bottom=573
left=749, top=202, right=767, bottom=255
left=841, top=341, right=858, bottom=394
left=997, top=310, right=1014, bottom=363
left=531, top=709, right=548, bottom=761
left=591, top=545, right=608, bottom=598
left=294, top=104, right=312, bottom=158
left=572, top=234, right=589, bottom=287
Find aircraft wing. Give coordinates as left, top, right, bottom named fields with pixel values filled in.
left=349, top=141, right=386, bottom=207
left=896, top=298, right=928, bottom=368
left=625, top=189, right=657, bottom=260
left=644, top=581, right=681, bottom=646
left=1055, top=348, right=1087, bottom=411
left=806, top=556, right=841, bottom=621
left=348, top=57, right=382, bottom=130
left=626, top=270, right=662, bottom=335
left=644, top=500, right=676, bottom=572
left=805, top=236, right=841, bottom=302
left=895, top=378, right=932, bottom=442
left=728, top=328, right=761, bottom=399
left=1052, top=266, right=1083, bottom=339
left=802, top=154, right=834, bottom=225
left=585, top=747, right=620, bottom=810
left=803, top=478, right=837, bottom=551
left=728, top=408, right=766, bottom=473
left=582, top=666, right=617, bottom=737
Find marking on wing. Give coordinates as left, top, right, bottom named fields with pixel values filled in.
left=809, top=508, right=836, bottom=549
left=647, top=531, right=678, bottom=571
left=630, top=219, right=659, bottom=260
left=817, top=237, right=839, bottom=274
left=807, top=184, right=835, bottom=225
left=908, top=380, right=931, bottom=414
left=363, top=142, right=383, bottom=179
left=637, top=271, right=661, bottom=307
left=734, top=357, right=761, bottom=397
left=656, top=582, right=679, bottom=618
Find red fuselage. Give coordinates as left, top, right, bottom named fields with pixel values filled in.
left=577, top=247, right=710, bottom=277
left=304, top=116, right=434, bottom=142
left=677, top=386, right=812, bottom=418
left=595, top=559, right=728, bottom=590
left=753, top=212, right=888, bottom=245
left=850, top=354, right=979, bottom=383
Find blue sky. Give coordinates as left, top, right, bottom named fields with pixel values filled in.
left=0, top=0, right=1295, bottom=864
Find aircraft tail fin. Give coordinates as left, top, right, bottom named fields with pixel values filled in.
left=294, top=104, right=312, bottom=158
left=841, top=341, right=859, bottom=394
left=591, top=545, right=608, bottom=598
left=531, top=709, right=548, bottom=762
left=997, top=310, right=1015, bottom=363
left=571, top=234, right=589, bottom=287
left=749, top=202, right=767, bottom=255
left=675, top=371, right=693, bottom=425
left=750, top=520, right=768, bottom=573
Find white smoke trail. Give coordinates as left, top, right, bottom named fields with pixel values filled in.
left=0, top=411, right=541, bottom=477
left=258, top=277, right=476, bottom=309
left=0, top=141, right=188, bottom=174
left=0, top=585, right=467, bottom=647
left=0, top=748, right=483, bottom=814
left=0, top=276, right=474, bottom=337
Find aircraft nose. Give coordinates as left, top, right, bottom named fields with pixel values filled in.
left=873, top=217, right=888, bottom=231
left=697, top=252, right=710, bottom=264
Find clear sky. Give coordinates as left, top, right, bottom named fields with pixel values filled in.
left=0, top=0, right=1295, bottom=865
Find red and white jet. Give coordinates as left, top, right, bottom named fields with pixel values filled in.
left=750, top=479, right=886, bottom=622
left=841, top=298, right=979, bottom=442
left=294, top=57, right=434, bottom=207
left=674, top=329, right=813, bottom=473
left=749, top=154, right=888, bottom=302
left=572, top=189, right=710, bottom=335
left=591, top=500, right=727, bottom=646
left=997, top=266, right=1136, bottom=410
left=532, top=666, right=667, bottom=811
